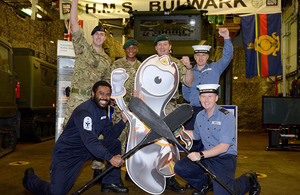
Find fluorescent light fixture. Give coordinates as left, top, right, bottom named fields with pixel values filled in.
left=35, top=5, right=42, bottom=10
left=21, top=8, right=42, bottom=18
left=190, top=19, right=196, bottom=26
left=21, top=8, right=31, bottom=15
left=233, top=76, right=238, bottom=80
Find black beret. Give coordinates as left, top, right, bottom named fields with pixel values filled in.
left=123, top=39, right=138, bottom=49
left=153, top=34, right=170, bottom=46
left=91, top=25, right=105, bottom=35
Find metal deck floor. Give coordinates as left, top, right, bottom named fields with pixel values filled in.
left=1, top=131, right=300, bottom=195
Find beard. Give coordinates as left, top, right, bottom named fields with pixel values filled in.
left=93, top=96, right=109, bottom=109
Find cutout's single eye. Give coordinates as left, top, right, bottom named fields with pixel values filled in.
left=154, top=76, right=162, bottom=84
left=142, top=65, right=175, bottom=96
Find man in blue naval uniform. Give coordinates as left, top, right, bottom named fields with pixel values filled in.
left=182, top=28, right=233, bottom=131
left=175, top=84, right=260, bottom=195
left=22, top=81, right=129, bottom=194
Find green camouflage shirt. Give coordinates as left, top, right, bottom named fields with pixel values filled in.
left=71, top=28, right=111, bottom=91
left=110, top=57, right=141, bottom=103
left=64, top=28, right=111, bottom=125
left=169, top=56, right=187, bottom=100
left=170, top=56, right=187, bottom=86
left=163, top=56, right=188, bottom=114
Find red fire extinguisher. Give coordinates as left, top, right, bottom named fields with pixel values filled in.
left=16, top=80, right=20, bottom=99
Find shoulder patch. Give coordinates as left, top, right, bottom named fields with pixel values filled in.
left=219, top=108, right=229, bottom=115
left=83, top=116, right=92, bottom=131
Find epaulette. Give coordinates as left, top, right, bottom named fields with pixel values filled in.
left=219, top=108, right=229, bottom=115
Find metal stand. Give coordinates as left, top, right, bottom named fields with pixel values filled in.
left=266, top=128, right=300, bottom=151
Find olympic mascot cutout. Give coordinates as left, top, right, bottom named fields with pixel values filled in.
left=111, top=54, right=192, bottom=194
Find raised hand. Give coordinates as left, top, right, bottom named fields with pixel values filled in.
left=218, top=28, right=230, bottom=39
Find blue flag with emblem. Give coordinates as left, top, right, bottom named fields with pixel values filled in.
left=241, top=13, right=282, bottom=78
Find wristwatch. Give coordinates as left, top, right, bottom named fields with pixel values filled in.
left=200, top=151, right=205, bottom=159
left=186, top=66, right=192, bottom=70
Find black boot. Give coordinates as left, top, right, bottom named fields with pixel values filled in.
left=192, top=178, right=213, bottom=195
left=101, top=183, right=129, bottom=193
left=119, top=178, right=124, bottom=187
left=246, top=170, right=261, bottom=195
left=166, top=176, right=185, bottom=193
left=93, top=169, right=103, bottom=184
left=23, top=168, right=34, bottom=190
left=185, top=183, right=194, bottom=189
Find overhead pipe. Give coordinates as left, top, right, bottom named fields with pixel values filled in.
left=282, top=0, right=298, bottom=96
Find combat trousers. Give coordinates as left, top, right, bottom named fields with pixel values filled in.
left=174, top=154, right=251, bottom=195
left=24, top=139, right=122, bottom=195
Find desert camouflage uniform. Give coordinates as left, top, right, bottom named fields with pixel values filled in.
left=63, top=28, right=111, bottom=127
left=164, top=56, right=187, bottom=115
left=110, top=57, right=141, bottom=154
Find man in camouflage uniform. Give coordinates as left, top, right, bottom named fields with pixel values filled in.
left=64, top=0, right=111, bottom=127
left=110, top=39, right=141, bottom=155
left=65, top=0, right=112, bottom=186
left=154, top=34, right=194, bottom=115
left=153, top=34, right=194, bottom=193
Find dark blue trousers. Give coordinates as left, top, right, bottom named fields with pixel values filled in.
left=24, top=139, right=121, bottom=195
left=174, top=155, right=251, bottom=195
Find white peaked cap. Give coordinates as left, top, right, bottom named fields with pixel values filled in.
left=192, top=45, right=211, bottom=53
left=197, top=84, right=220, bottom=94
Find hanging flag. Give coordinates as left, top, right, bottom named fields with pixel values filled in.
left=241, top=13, right=282, bottom=78
left=64, top=19, right=72, bottom=41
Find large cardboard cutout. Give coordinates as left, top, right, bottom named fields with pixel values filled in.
left=111, top=54, right=191, bottom=194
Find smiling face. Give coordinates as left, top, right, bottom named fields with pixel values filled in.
left=194, top=53, right=209, bottom=69
left=125, top=45, right=138, bottom=61
left=92, top=31, right=106, bottom=48
left=199, top=93, right=218, bottom=112
left=92, top=85, right=111, bottom=108
left=155, top=40, right=172, bottom=56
